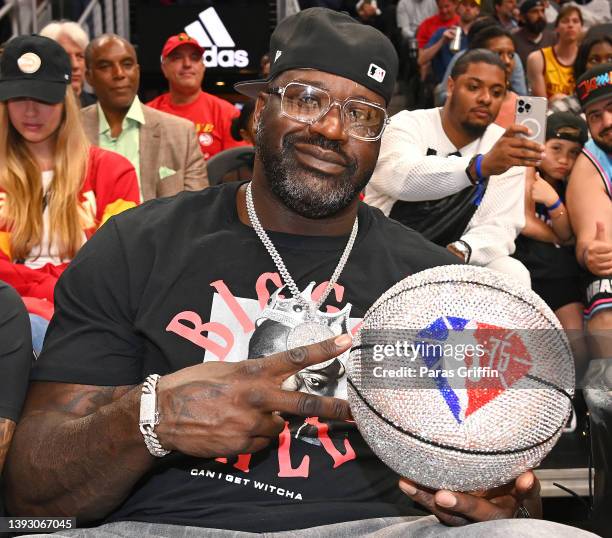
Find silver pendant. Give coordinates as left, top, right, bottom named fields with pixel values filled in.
left=286, top=320, right=335, bottom=350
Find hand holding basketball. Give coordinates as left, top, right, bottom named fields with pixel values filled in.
left=398, top=470, right=542, bottom=525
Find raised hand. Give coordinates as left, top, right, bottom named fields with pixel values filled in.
left=584, top=221, right=612, bottom=276
left=155, top=334, right=353, bottom=458
left=531, top=172, right=559, bottom=206
left=481, top=125, right=546, bottom=177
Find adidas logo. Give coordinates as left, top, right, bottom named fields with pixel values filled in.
left=185, top=7, right=249, bottom=68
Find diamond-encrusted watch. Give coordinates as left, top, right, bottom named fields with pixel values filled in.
left=139, top=374, right=171, bottom=457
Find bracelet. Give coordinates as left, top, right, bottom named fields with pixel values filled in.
left=546, top=198, right=563, bottom=211
left=475, top=154, right=484, bottom=181
left=458, top=239, right=472, bottom=263
left=466, top=156, right=479, bottom=185
left=139, top=374, right=171, bottom=458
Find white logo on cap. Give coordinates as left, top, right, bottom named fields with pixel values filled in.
left=275, top=50, right=282, bottom=62
left=368, top=63, right=386, bottom=83
left=17, top=52, right=41, bottom=74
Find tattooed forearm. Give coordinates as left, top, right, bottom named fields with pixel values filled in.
left=0, top=418, right=16, bottom=472
left=4, top=382, right=153, bottom=522
left=52, top=385, right=134, bottom=416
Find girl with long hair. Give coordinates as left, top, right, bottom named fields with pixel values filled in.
left=0, top=35, right=139, bottom=349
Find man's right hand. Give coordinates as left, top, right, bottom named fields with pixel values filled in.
left=155, top=334, right=353, bottom=458
left=481, top=125, right=545, bottom=178
left=442, top=28, right=457, bottom=42
left=584, top=222, right=612, bottom=276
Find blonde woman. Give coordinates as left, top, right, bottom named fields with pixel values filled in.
left=0, top=36, right=139, bottom=349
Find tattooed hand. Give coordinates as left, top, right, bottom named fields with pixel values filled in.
left=155, top=334, right=353, bottom=458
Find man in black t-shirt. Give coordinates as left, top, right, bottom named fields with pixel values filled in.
left=0, top=280, right=32, bottom=517
left=0, top=280, right=32, bottom=477
left=4, top=8, right=591, bottom=538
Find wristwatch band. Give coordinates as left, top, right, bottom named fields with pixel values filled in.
left=448, top=240, right=472, bottom=263
left=139, top=374, right=171, bottom=457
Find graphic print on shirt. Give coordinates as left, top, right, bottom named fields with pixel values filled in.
left=167, top=273, right=360, bottom=457
left=196, top=122, right=215, bottom=152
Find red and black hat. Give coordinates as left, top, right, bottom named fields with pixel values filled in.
left=576, top=63, right=612, bottom=110
left=161, top=33, right=204, bottom=61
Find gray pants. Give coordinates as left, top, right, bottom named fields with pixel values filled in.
left=26, top=516, right=601, bottom=538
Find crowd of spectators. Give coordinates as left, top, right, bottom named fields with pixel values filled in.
left=0, top=1, right=611, bottom=536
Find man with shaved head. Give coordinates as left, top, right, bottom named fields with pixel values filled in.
left=81, top=34, right=208, bottom=202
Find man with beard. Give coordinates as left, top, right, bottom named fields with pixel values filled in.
left=567, top=63, right=612, bottom=356
left=6, top=9, right=591, bottom=538
left=526, top=5, right=583, bottom=100
left=513, top=0, right=556, bottom=69
left=566, top=64, right=612, bottom=535
left=366, top=49, right=543, bottom=286
left=418, top=0, right=481, bottom=84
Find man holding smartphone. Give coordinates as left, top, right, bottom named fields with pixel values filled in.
left=366, top=49, right=546, bottom=287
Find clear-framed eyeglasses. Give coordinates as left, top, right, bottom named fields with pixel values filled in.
left=267, top=81, right=390, bottom=141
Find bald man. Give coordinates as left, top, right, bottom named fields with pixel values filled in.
left=81, top=34, right=208, bottom=202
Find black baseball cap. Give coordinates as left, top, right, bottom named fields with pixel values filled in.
left=234, top=8, right=398, bottom=104
left=520, top=0, right=543, bottom=16
left=545, top=112, right=588, bottom=145
left=576, top=63, right=612, bottom=110
left=0, top=35, right=71, bottom=104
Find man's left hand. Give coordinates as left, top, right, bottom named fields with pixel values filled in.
left=398, top=470, right=542, bottom=526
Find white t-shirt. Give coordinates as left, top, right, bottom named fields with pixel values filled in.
left=24, top=170, right=85, bottom=269
left=365, top=107, right=525, bottom=266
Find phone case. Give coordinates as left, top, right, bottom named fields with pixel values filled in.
left=515, top=96, right=547, bottom=145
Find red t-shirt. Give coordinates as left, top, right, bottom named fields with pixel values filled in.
left=416, top=14, right=460, bottom=49
left=146, top=91, right=247, bottom=160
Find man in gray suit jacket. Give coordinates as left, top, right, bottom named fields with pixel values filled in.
left=82, top=34, right=208, bottom=202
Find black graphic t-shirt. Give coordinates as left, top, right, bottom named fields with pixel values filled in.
left=0, top=280, right=32, bottom=423
left=32, top=182, right=458, bottom=532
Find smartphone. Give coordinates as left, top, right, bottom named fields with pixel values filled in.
left=515, top=96, right=547, bottom=145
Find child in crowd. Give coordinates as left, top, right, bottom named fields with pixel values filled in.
left=513, top=112, right=588, bottom=333
left=0, top=36, right=139, bottom=351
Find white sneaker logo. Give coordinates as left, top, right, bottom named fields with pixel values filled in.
left=185, top=7, right=249, bottom=68
left=367, top=63, right=386, bottom=83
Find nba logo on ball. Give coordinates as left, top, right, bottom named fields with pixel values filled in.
left=348, top=265, right=574, bottom=492
left=415, top=315, right=534, bottom=425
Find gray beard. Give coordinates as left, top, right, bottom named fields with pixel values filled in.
left=255, top=120, right=370, bottom=219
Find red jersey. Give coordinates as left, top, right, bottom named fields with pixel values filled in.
left=146, top=91, right=247, bottom=160
left=416, top=13, right=460, bottom=49
left=0, top=146, right=139, bottom=304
